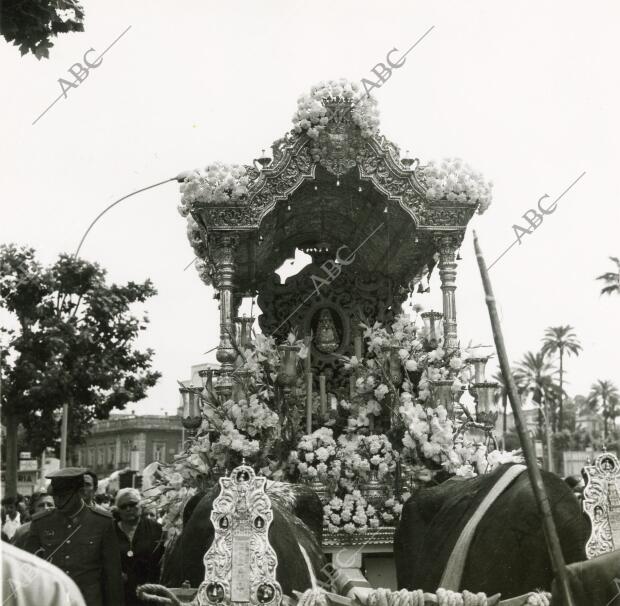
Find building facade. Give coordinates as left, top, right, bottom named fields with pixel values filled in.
left=74, top=414, right=183, bottom=477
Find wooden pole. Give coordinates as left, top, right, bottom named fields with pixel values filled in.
left=305, top=337, right=312, bottom=435
left=473, top=232, right=575, bottom=606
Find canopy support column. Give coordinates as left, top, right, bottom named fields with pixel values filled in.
left=212, top=234, right=239, bottom=400
left=438, top=234, right=460, bottom=350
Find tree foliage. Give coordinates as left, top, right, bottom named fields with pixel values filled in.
left=514, top=350, right=562, bottom=434
left=0, top=244, right=160, bottom=455
left=597, top=256, right=620, bottom=296
left=588, top=379, right=620, bottom=440
left=1, top=0, right=85, bottom=60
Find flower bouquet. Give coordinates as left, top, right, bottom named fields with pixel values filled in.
left=290, top=427, right=341, bottom=484
left=422, top=157, right=493, bottom=214
left=178, top=162, right=251, bottom=214
left=292, top=78, right=380, bottom=143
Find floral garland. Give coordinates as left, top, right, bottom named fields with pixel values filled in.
left=178, top=162, right=251, bottom=214
left=422, top=158, right=493, bottom=214
left=292, top=79, right=380, bottom=141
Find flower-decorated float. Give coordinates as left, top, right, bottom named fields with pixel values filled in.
left=139, top=80, right=576, bottom=606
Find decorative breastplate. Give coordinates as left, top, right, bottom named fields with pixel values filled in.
left=196, top=464, right=282, bottom=606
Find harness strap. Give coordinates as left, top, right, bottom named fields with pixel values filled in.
left=439, top=464, right=527, bottom=591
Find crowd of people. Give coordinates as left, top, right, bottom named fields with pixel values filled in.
left=1, top=467, right=165, bottom=606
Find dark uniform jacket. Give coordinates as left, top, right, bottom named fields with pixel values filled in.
left=24, top=505, right=124, bottom=606
left=114, top=517, right=164, bottom=606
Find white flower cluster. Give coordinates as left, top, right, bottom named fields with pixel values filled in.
left=338, top=433, right=397, bottom=488
left=142, top=468, right=196, bottom=544
left=211, top=419, right=261, bottom=463
left=222, top=395, right=280, bottom=439
left=292, top=79, right=380, bottom=141
left=323, top=491, right=380, bottom=534
left=381, top=495, right=409, bottom=526
left=178, top=162, right=251, bottom=214
left=400, top=399, right=467, bottom=473
left=290, top=427, right=340, bottom=482
left=423, top=158, right=493, bottom=214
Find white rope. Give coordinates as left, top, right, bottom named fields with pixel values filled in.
left=296, top=588, right=328, bottom=606
left=525, top=591, right=551, bottom=606
left=365, top=588, right=488, bottom=606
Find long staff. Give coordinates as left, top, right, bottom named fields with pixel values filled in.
left=473, top=232, right=575, bottom=606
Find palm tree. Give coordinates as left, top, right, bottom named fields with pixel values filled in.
left=515, top=351, right=560, bottom=471
left=588, top=380, right=620, bottom=441
left=597, top=256, right=620, bottom=296
left=541, top=326, right=582, bottom=431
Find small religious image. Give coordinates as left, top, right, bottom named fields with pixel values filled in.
left=600, top=456, right=616, bottom=473
left=311, top=308, right=343, bottom=354
left=254, top=516, right=265, bottom=529
left=236, top=469, right=251, bottom=483
left=206, top=583, right=225, bottom=604
left=256, top=583, right=276, bottom=604
left=218, top=516, right=229, bottom=530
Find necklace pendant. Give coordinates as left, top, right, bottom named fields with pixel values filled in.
left=127, top=550, right=134, bottom=557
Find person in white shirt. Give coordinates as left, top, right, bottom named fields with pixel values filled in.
left=1, top=499, right=21, bottom=542
left=1, top=542, right=86, bottom=606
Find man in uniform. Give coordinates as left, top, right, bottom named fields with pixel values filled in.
left=24, top=467, right=124, bottom=606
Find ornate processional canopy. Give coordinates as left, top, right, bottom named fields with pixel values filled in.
left=177, top=79, right=492, bottom=383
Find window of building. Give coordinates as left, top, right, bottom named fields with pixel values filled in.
left=76, top=450, right=82, bottom=466
left=108, top=444, right=115, bottom=465
left=97, top=447, right=105, bottom=466
left=153, top=442, right=166, bottom=463
left=88, top=448, right=95, bottom=466
left=121, top=441, right=130, bottom=464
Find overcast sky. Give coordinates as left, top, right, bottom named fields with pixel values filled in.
left=1, top=1, right=618, bottom=416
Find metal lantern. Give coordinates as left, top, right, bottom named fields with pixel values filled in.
left=420, top=311, right=444, bottom=344
left=467, top=356, right=490, bottom=383
left=234, top=315, right=255, bottom=349
left=473, top=381, right=499, bottom=427
left=276, top=344, right=300, bottom=388
left=429, top=379, right=454, bottom=413
left=180, top=387, right=202, bottom=435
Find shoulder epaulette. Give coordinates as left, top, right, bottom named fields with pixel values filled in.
left=30, top=509, right=54, bottom=522
left=88, top=505, right=113, bottom=518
